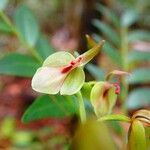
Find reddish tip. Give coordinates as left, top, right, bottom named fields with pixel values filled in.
left=113, top=83, right=120, bottom=94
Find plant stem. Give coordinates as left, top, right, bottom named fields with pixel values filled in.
left=120, top=26, right=129, bottom=114
left=76, top=91, right=86, bottom=123
left=0, top=11, right=43, bottom=63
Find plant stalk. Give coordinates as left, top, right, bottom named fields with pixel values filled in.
left=76, top=91, right=86, bottom=123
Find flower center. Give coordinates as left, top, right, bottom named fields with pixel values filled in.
left=61, top=57, right=82, bottom=73
left=113, top=83, right=120, bottom=94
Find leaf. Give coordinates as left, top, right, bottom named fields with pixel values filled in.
left=127, top=68, right=150, bottom=84
left=22, top=95, right=78, bottom=123
left=121, top=9, right=138, bottom=27
left=0, top=0, right=9, bottom=10
left=126, top=88, right=150, bottom=109
left=92, top=34, right=122, bottom=67
left=14, top=5, right=39, bottom=47
left=0, top=20, right=12, bottom=33
left=132, top=109, right=150, bottom=127
left=35, top=35, right=55, bottom=59
left=0, top=53, right=40, bottom=77
left=98, top=114, right=130, bottom=122
left=128, top=120, right=146, bottom=150
left=128, top=51, right=150, bottom=64
left=96, top=4, right=120, bottom=28
left=60, top=67, right=85, bottom=95
left=93, top=20, right=120, bottom=47
left=128, top=30, right=150, bottom=42
left=86, top=64, right=105, bottom=80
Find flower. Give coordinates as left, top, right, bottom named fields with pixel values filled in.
left=32, top=39, right=105, bottom=95
left=90, top=81, right=118, bottom=117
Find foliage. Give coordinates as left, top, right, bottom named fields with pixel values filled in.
left=89, top=3, right=150, bottom=110
left=0, top=1, right=150, bottom=149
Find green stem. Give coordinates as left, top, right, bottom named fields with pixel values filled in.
left=0, top=11, right=43, bottom=63
left=76, top=91, right=86, bottom=123
left=120, top=26, right=129, bottom=115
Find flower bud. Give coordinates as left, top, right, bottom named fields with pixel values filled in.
left=90, top=82, right=117, bottom=117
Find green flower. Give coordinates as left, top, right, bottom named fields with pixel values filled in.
left=90, top=81, right=117, bottom=117
left=32, top=39, right=104, bottom=95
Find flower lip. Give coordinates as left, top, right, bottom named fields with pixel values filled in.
left=112, top=83, right=120, bottom=94
left=61, top=56, right=82, bottom=74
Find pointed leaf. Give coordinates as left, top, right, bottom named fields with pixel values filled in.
left=98, top=114, right=130, bottom=122
left=121, top=9, right=138, bottom=27
left=60, top=67, right=85, bottom=95
left=127, top=68, right=150, bottom=84
left=0, top=53, right=40, bottom=77
left=126, top=88, right=150, bottom=109
left=14, top=5, right=39, bottom=47
left=35, top=35, right=55, bottom=59
left=128, top=120, right=146, bottom=150
left=86, top=64, right=105, bottom=80
left=22, top=95, right=78, bottom=123
left=96, top=4, right=120, bottom=28
left=92, top=35, right=122, bottom=67
left=128, top=51, right=150, bottom=64
left=0, top=19, right=12, bottom=33
left=93, top=20, right=120, bottom=46
left=128, top=30, right=150, bottom=42
left=132, top=109, right=150, bottom=127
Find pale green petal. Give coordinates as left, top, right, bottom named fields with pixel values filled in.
left=43, top=51, right=75, bottom=67
left=90, top=82, right=117, bottom=117
left=60, top=67, right=85, bottom=95
left=80, top=40, right=105, bottom=66
left=32, top=67, right=67, bottom=94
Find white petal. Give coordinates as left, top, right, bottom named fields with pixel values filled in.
left=32, top=67, right=67, bottom=94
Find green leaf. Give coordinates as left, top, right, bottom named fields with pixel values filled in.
left=22, top=95, right=78, bottom=123
left=128, top=30, right=150, bottom=42
left=128, top=120, right=146, bottom=150
left=96, top=4, right=120, bottom=28
left=14, top=5, right=39, bottom=47
left=35, top=35, right=55, bottom=59
left=0, top=0, right=9, bottom=10
left=128, top=51, right=150, bottom=64
left=60, top=67, right=85, bottom=95
left=121, top=9, right=138, bottom=27
left=92, top=34, right=122, bottom=67
left=93, top=20, right=120, bottom=47
left=0, top=53, right=40, bottom=77
left=98, top=114, right=130, bottom=122
left=0, top=20, right=12, bottom=33
left=86, top=64, right=105, bottom=80
left=126, top=88, right=150, bottom=109
left=127, top=68, right=150, bottom=84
